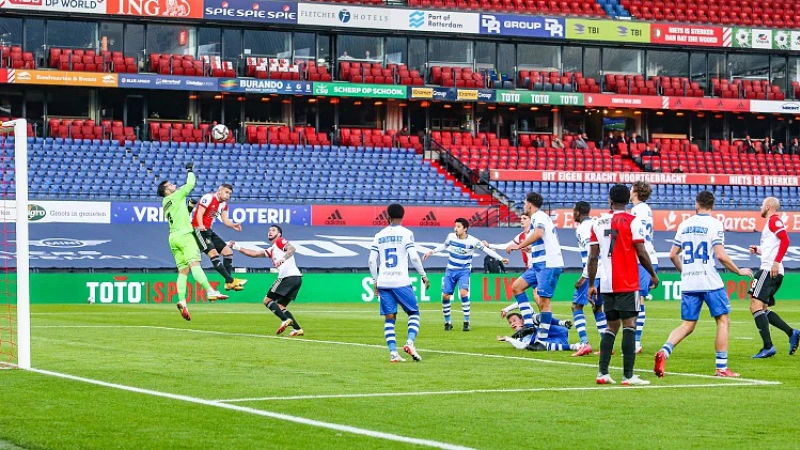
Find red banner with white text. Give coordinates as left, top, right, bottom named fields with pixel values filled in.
left=651, top=24, right=727, bottom=47
left=490, top=170, right=799, bottom=187
left=312, top=205, right=494, bottom=227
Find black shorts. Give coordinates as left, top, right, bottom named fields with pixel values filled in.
left=750, top=269, right=783, bottom=307
left=268, top=276, right=303, bottom=306
left=193, top=229, right=227, bottom=255
left=602, top=291, right=640, bottom=321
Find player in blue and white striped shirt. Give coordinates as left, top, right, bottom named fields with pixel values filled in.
left=507, top=192, right=565, bottom=347
left=424, top=218, right=508, bottom=331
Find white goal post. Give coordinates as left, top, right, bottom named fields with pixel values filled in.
left=2, top=119, right=30, bottom=369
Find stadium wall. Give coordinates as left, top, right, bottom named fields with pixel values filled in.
left=21, top=272, right=782, bottom=304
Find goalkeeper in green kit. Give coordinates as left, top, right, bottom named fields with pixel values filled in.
left=157, top=162, right=229, bottom=321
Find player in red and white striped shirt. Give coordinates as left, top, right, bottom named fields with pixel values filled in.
left=587, top=184, right=658, bottom=386
left=748, top=197, right=799, bottom=358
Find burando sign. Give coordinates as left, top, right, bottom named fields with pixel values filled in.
left=312, top=82, right=406, bottom=98
left=20, top=272, right=785, bottom=305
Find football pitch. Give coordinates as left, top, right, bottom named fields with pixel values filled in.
left=2, top=301, right=799, bottom=449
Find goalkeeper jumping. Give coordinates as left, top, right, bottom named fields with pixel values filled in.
left=157, top=163, right=229, bottom=321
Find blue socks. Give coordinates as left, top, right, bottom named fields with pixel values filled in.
left=573, top=310, right=588, bottom=344
left=516, top=292, right=534, bottom=327
left=384, top=318, right=397, bottom=353
left=407, top=314, right=420, bottom=343
left=442, top=298, right=451, bottom=324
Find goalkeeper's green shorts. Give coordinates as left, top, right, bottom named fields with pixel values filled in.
left=169, top=232, right=201, bottom=270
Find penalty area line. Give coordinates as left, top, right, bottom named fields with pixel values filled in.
left=26, top=367, right=475, bottom=450
left=34, top=325, right=782, bottom=386
left=215, top=382, right=774, bottom=403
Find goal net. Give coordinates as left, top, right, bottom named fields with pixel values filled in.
left=0, top=119, right=30, bottom=369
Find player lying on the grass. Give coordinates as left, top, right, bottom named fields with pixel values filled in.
left=189, top=183, right=247, bottom=292
left=157, top=162, right=229, bottom=321
left=230, top=225, right=305, bottom=337
left=571, top=201, right=608, bottom=357
left=370, top=203, right=429, bottom=363
left=423, top=218, right=508, bottom=332
left=497, top=313, right=586, bottom=353
left=499, top=295, right=572, bottom=329
left=654, top=191, right=751, bottom=378
left=748, top=196, right=800, bottom=358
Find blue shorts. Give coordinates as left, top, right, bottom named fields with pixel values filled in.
left=378, top=286, right=419, bottom=316
left=520, top=265, right=562, bottom=299
left=681, top=288, right=731, bottom=321
left=546, top=324, right=569, bottom=345
left=442, top=269, right=471, bottom=295
left=573, top=278, right=602, bottom=306
left=639, top=264, right=659, bottom=296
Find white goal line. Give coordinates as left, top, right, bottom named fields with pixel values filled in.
left=33, top=324, right=781, bottom=386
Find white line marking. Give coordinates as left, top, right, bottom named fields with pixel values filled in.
left=34, top=325, right=780, bottom=385
left=27, top=368, right=475, bottom=450
left=215, top=382, right=776, bottom=403
left=734, top=337, right=755, bottom=340
left=0, top=361, right=18, bottom=370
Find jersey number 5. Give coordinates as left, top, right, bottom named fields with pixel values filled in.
left=604, top=229, right=618, bottom=257
left=385, top=248, right=398, bottom=268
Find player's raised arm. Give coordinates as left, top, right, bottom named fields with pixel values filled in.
left=477, top=239, right=509, bottom=265
left=229, top=241, right=268, bottom=258
left=423, top=235, right=449, bottom=261
left=220, top=207, right=241, bottom=232
left=275, top=242, right=296, bottom=267
left=510, top=226, right=543, bottom=253
left=714, top=239, right=752, bottom=278
left=172, top=163, right=196, bottom=200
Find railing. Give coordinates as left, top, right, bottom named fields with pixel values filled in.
left=428, top=137, right=520, bottom=227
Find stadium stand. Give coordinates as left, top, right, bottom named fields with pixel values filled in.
left=494, top=181, right=800, bottom=209
left=1, top=45, right=35, bottom=69
left=7, top=136, right=477, bottom=204
left=48, top=48, right=137, bottom=73
left=337, top=62, right=425, bottom=85
left=429, top=66, right=486, bottom=88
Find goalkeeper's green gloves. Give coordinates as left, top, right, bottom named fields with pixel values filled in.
left=187, top=198, right=197, bottom=213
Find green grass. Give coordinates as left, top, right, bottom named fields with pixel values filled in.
left=2, top=300, right=800, bottom=449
